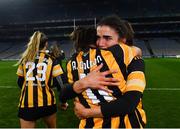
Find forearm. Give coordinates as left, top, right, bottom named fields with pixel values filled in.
left=56, top=77, right=86, bottom=101
left=60, top=84, right=78, bottom=101
left=73, top=80, right=87, bottom=94
left=17, top=76, right=24, bottom=89
left=86, top=106, right=103, bottom=118
left=54, top=76, right=75, bottom=102
left=101, top=91, right=142, bottom=117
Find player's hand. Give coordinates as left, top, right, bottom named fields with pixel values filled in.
left=74, top=100, right=88, bottom=119
left=74, top=63, right=121, bottom=93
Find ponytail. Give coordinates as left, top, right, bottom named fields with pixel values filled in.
left=15, top=31, right=48, bottom=65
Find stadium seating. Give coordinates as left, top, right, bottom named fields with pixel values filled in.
left=0, top=0, right=179, bottom=59
left=148, top=38, right=180, bottom=57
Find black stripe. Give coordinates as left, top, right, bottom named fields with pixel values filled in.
left=127, top=57, right=145, bottom=74
left=42, top=54, right=49, bottom=106
left=128, top=112, right=140, bottom=128
left=78, top=95, right=94, bottom=128
left=136, top=108, right=146, bottom=127
left=41, top=54, right=49, bottom=86
left=24, top=64, right=29, bottom=107
left=33, top=58, right=39, bottom=107
left=119, top=115, right=125, bottom=128
left=49, top=88, right=54, bottom=105
left=42, top=86, right=47, bottom=106
left=83, top=51, right=107, bottom=104
left=32, top=85, right=38, bottom=107
left=71, top=55, right=94, bottom=128
left=48, top=58, right=53, bottom=88
left=24, top=85, right=28, bottom=107
left=102, top=117, right=111, bottom=128
left=49, top=57, right=56, bottom=105
left=108, top=44, right=127, bottom=80
left=97, top=49, right=122, bottom=99
left=95, top=49, right=112, bottom=128
left=19, top=64, right=27, bottom=107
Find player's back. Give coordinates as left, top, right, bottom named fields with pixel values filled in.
left=17, top=51, right=62, bottom=108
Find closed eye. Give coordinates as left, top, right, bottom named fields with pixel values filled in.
left=103, top=35, right=113, bottom=40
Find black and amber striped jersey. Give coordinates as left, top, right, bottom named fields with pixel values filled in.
left=16, top=51, right=63, bottom=108
left=67, top=43, right=146, bottom=128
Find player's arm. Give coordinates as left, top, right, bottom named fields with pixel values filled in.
left=65, top=60, right=120, bottom=96
left=74, top=57, right=146, bottom=118
left=101, top=56, right=146, bottom=117
left=58, top=66, right=120, bottom=101
left=73, top=64, right=120, bottom=94
left=17, top=76, right=24, bottom=89
left=51, top=59, right=69, bottom=110
left=74, top=91, right=142, bottom=118
left=16, top=64, right=24, bottom=89
left=54, top=75, right=78, bottom=102
left=100, top=91, right=142, bottom=117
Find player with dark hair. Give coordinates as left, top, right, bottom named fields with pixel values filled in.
left=123, top=20, right=142, bottom=57
left=50, top=42, right=65, bottom=67
left=50, top=42, right=68, bottom=89
left=70, top=15, right=146, bottom=128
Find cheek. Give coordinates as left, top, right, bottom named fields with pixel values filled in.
left=96, top=39, right=100, bottom=46
left=96, top=39, right=104, bottom=46
left=107, top=41, right=117, bottom=47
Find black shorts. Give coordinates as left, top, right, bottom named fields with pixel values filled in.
left=18, top=104, right=57, bottom=121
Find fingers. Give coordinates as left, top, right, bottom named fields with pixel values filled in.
left=98, top=76, right=120, bottom=86
left=103, top=77, right=121, bottom=82
left=99, top=81, right=120, bottom=86
left=101, top=69, right=118, bottom=76
left=74, top=101, right=84, bottom=119
left=98, top=86, right=113, bottom=93
left=92, top=63, right=103, bottom=72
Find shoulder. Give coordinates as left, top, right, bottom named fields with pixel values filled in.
left=69, top=52, right=78, bottom=60
left=66, top=52, right=79, bottom=66
left=132, top=46, right=142, bottom=57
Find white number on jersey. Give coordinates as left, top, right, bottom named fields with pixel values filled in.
left=79, top=73, right=113, bottom=104
left=26, top=62, right=47, bottom=81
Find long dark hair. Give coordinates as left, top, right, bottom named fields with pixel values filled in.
left=123, top=20, right=135, bottom=46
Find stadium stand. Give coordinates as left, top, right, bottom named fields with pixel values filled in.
left=0, top=42, right=26, bottom=60
left=133, top=39, right=151, bottom=57
left=148, top=38, right=180, bottom=57
left=0, top=0, right=179, bottom=59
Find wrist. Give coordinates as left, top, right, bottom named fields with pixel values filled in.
left=84, top=109, right=92, bottom=118
left=73, top=80, right=86, bottom=94
left=88, top=106, right=103, bottom=118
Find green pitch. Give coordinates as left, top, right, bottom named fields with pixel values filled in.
left=0, top=58, right=180, bottom=128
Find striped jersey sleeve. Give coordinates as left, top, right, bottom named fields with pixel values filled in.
left=16, top=64, right=24, bottom=77
left=126, top=56, right=146, bottom=93
left=52, top=60, right=63, bottom=77
left=52, top=65, right=63, bottom=77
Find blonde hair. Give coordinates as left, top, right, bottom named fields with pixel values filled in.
left=16, top=31, right=47, bottom=65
